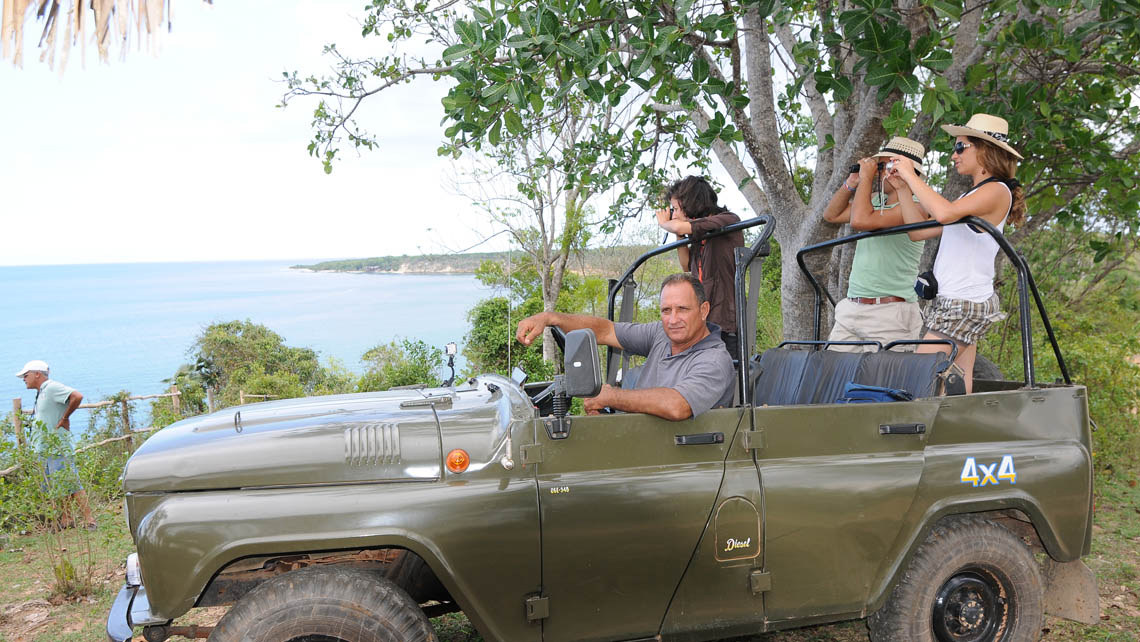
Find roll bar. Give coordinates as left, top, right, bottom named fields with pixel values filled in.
left=605, top=214, right=776, bottom=403
left=795, top=217, right=1071, bottom=389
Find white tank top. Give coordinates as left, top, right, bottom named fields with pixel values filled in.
left=932, top=180, right=1011, bottom=302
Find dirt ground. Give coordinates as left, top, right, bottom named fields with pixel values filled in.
left=1, top=475, right=1137, bottom=642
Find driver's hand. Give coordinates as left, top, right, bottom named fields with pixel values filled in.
left=584, top=384, right=615, bottom=415
left=515, top=312, right=550, bottom=346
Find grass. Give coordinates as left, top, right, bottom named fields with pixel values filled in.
left=1, top=475, right=1137, bottom=642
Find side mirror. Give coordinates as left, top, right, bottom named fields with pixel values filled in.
left=562, top=329, right=602, bottom=398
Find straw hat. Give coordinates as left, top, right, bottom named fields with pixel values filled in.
left=873, top=136, right=925, bottom=174
left=941, top=113, right=1023, bottom=160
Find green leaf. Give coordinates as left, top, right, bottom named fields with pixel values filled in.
left=895, top=73, right=920, bottom=94
left=924, top=48, right=953, bottom=72
left=930, top=0, right=962, bottom=20
left=557, top=39, right=588, bottom=59
left=631, top=54, right=653, bottom=77
left=442, top=44, right=476, bottom=62
left=482, top=83, right=509, bottom=103
left=488, top=118, right=502, bottom=146
left=455, top=20, right=480, bottom=45
left=507, top=81, right=526, bottom=108
left=865, top=64, right=895, bottom=86
left=692, top=56, right=709, bottom=83
left=504, top=110, right=524, bottom=135
left=832, top=76, right=854, bottom=101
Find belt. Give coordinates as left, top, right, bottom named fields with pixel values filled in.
left=851, top=296, right=906, bottom=305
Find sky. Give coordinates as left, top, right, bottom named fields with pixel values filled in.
left=0, top=0, right=504, bottom=266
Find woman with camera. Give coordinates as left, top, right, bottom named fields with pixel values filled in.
left=888, top=113, right=1026, bottom=393
left=655, top=176, right=744, bottom=362
left=821, top=137, right=928, bottom=352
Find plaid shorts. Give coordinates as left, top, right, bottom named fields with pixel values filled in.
left=924, top=294, right=1006, bottom=345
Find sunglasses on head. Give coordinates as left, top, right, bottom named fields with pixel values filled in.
left=952, top=141, right=973, bottom=155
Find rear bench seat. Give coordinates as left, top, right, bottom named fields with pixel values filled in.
left=751, top=347, right=952, bottom=406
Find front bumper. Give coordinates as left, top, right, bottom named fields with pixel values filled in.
left=107, top=584, right=166, bottom=642
left=106, top=584, right=136, bottom=642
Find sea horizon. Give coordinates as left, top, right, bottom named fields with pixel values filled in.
left=1, top=259, right=493, bottom=434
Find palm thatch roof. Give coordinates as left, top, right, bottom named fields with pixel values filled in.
left=1, top=0, right=211, bottom=70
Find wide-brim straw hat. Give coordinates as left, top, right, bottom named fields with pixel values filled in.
left=873, top=136, right=925, bottom=174
left=941, top=113, right=1023, bottom=160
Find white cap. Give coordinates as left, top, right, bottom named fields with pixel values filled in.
left=15, top=360, right=49, bottom=378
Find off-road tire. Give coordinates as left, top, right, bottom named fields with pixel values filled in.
left=868, top=516, right=1043, bottom=642
left=208, top=565, right=437, bottom=642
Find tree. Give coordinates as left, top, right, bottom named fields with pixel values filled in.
left=1, top=0, right=207, bottom=69
left=190, top=320, right=327, bottom=408
left=357, top=338, right=445, bottom=390
left=287, top=0, right=1140, bottom=341
left=449, top=122, right=597, bottom=365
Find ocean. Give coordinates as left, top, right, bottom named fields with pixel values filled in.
left=0, top=261, right=493, bottom=432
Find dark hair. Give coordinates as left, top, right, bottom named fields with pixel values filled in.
left=660, top=272, right=707, bottom=305
left=664, top=176, right=724, bottom=219
left=969, top=137, right=1026, bottom=227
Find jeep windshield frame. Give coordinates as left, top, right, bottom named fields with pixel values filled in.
left=794, top=217, right=1071, bottom=389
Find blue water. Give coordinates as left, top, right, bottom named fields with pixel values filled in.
left=0, top=261, right=493, bottom=431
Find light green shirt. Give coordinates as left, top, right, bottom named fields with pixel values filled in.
left=847, top=233, right=925, bottom=301
left=33, top=379, right=76, bottom=455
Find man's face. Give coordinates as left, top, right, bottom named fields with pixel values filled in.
left=22, top=371, right=45, bottom=390
left=659, top=282, right=709, bottom=348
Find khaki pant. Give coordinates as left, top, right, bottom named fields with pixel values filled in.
left=827, top=298, right=922, bottom=352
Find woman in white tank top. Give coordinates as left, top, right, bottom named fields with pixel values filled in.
left=886, top=113, right=1026, bottom=393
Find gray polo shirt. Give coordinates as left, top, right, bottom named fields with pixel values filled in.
left=614, top=321, right=735, bottom=417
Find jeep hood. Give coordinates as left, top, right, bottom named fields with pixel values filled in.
left=123, top=389, right=447, bottom=493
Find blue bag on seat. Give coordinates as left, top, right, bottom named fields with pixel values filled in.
left=837, top=381, right=914, bottom=404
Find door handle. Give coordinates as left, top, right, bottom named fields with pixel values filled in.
left=675, top=432, right=724, bottom=445
left=879, top=423, right=925, bottom=435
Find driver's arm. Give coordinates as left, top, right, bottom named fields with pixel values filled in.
left=516, top=311, right=622, bottom=349
left=584, top=384, right=692, bottom=421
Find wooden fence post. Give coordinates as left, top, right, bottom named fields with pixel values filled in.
left=170, top=385, right=180, bottom=415
left=239, top=390, right=245, bottom=406
left=207, top=389, right=215, bottom=413
left=11, top=398, right=24, bottom=447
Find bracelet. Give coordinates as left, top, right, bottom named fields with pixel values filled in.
left=843, top=180, right=855, bottom=192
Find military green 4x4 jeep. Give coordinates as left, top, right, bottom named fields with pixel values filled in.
left=108, top=216, right=1098, bottom=642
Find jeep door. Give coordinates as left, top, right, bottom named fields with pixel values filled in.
left=533, top=406, right=750, bottom=642
left=752, top=399, right=940, bottom=624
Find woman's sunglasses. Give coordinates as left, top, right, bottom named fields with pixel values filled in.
left=952, top=141, right=973, bottom=155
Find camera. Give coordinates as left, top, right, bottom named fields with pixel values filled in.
left=885, top=160, right=895, bottom=172
left=848, top=163, right=859, bottom=174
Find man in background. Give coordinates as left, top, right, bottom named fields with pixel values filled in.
left=17, top=360, right=95, bottom=530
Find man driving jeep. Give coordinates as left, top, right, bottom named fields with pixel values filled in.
left=516, top=273, right=734, bottom=420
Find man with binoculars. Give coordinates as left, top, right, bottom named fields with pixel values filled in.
left=821, top=137, right=928, bottom=352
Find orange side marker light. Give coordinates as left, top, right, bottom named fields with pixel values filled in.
left=446, top=449, right=470, bottom=473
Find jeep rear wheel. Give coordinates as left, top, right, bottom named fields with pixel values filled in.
left=868, top=516, right=1043, bottom=642
left=208, top=565, right=436, bottom=642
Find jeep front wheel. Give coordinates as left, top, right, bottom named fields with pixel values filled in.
left=208, top=565, right=437, bottom=642
left=868, top=516, right=1044, bottom=642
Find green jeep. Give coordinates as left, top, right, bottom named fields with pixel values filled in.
left=107, top=216, right=1098, bottom=642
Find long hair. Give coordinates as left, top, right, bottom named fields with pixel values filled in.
left=970, top=137, right=1025, bottom=227
left=664, top=176, right=725, bottom=219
